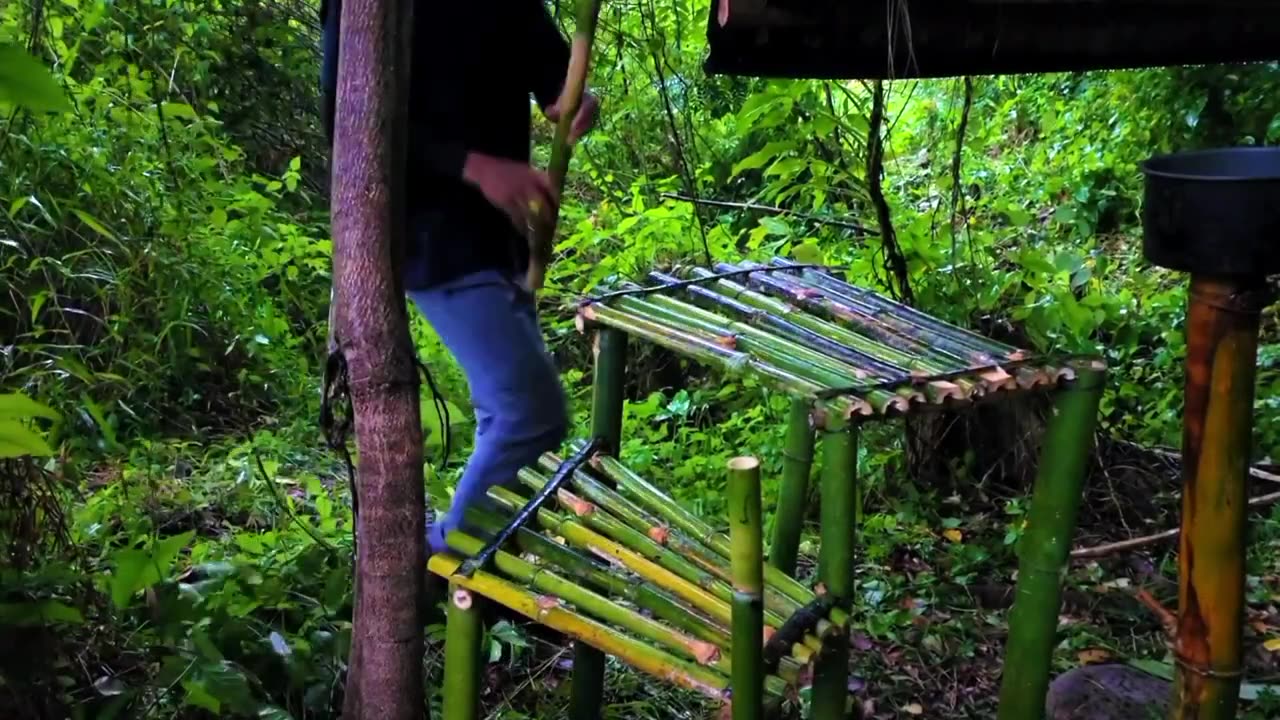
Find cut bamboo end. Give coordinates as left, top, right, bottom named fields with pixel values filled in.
left=693, top=641, right=722, bottom=665
left=1015, top=367, right=1049, bottom=390
left=728, top=456, right=761, bottom=472
left=978, top=366, right=1017, bottom=392
left=842, top=398, right=875, bottom=417
left=927, top=380, right=966, bottom=403
left=556, top=488, right=596, bottom=517
left=885, top=395, right=912, bottom=414
left=1050, top=366, right=1077, bottom=384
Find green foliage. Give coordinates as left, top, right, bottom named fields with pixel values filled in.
left=5, top=0, right=1280, bottom=717
left=0, top=43, right=70, bottom=112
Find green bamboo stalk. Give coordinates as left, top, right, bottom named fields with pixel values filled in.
left=527, top=0, right=603, bottom=293
left=771, top=258, right=1022, bottom=360
left=516, top=468, right=761, bottom=618
left=650, top=270, right=910, bottom=380
left=579, top=303, right=833, bottom=402
left=536, top=452, right=737, bottom=585
left=591, top=453, right=848, bottom=626
left=547, top=448, right=809, bottom=619
left=624, top=293, right=876, bottom=383
left=448, top=530, right=728, bottom=669
left=537, top=453, right=668, bottom=539
left=592, top=453, right=733, bottom=557
left=514, top=469, right=821, bottom=648
left=431, top=552, right=736, bottom=700
left=443, top=583, right=482, bottom=720
left=591, top=327, right=628, bottom=452
left=810, top=416, right=859, bottom=720
left=671, top=269, right=970, bottom=402
left=485, top=486, right=737, bottom=628
left=996, top=364, right=1105, bottom=720
left=726, top=261, right=981, bottom=368
left=681, top=268, right=952, bottom=377
left=770, top=398, right=815, bottom=576
left=750, top=259, right=1005, bottom=364
left=465, top=507, right=736, bottom=647
left=618, top=293, right=908, bottom=413
left=729, top=456, right=766, bottom=720
left=579, top=322, right=628, bottom=720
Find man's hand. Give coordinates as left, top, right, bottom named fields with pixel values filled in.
left=462, top=152, right=559, bottom=234
left=545, top=90, right=599, bottom=144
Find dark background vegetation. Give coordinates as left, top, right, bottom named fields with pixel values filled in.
left=1, top=0, right=1279, bottom=718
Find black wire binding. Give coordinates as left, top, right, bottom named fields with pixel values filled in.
left=763, top=595, right=835, bottom=676
left=454, top=437, right=604, bottom=579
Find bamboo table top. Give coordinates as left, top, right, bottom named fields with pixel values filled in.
left=577, top=257, right=1105, bottom=420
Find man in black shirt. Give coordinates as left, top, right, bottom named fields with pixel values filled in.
left=321, top=0, right=598, bottom=554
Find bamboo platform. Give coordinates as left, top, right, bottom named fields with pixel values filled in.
left=427, top=450, right=844, bottom=709
left=576, top=258, right=1104, bottom=419
left=434, top=255, right=1109, bottom=720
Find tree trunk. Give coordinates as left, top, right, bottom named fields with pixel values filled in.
left=329, top=0, right=425, bottom=717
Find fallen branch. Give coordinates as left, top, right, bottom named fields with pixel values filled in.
left=659, top=193, right=876, bottom=236
left=1115, top=439, right=1280, bottom=485
left=1070, top=489, right=1280, bottom=559
left=1134, top=588, right=1178, bottom=638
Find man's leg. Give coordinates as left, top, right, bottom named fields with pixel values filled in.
left=408, top=270, right=568, bottom=554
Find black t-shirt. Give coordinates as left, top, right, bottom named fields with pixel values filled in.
left=320, top=0, right=570, bottom=289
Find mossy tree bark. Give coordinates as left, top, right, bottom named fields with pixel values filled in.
left=330, top=0, right=426, bottom=716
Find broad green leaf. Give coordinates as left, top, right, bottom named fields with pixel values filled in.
left=0, top=44, right=70, bottom=112
left=0, top=419, right=56, bottom=458
left=109, top=530, right=195, bottom=608
left=182, top=678, right=222, bottom=713
left=791, top=240, right=824, bottom=265
left=161, top=102, right=197, bottom=120
left=0, top=393, right=59, bottom=421
left=0, top=599, right=83, bottom=625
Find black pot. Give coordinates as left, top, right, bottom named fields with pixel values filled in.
left=1141, top=147, right=1280, bottom=277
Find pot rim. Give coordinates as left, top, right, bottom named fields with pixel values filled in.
left=1141, top=146, right=1280, bottom=183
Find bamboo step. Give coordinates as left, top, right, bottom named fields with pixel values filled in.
left=427, top=451, right=848, bottom=703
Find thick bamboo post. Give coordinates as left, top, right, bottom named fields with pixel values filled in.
left=996, top=362, right=1106, bottom=720
left=810, top=416, right=857, bottom=720
left=591, top=328, right=628, bottom=454
left=443, top=584, right=483, bottom=720
left=1170, top=278, right=1268, bottom=719
left=572, top=325, right=628, bottom=720
left=728, top=456, right=765, bottom=720
left=770, top=398, right=816, bottom=576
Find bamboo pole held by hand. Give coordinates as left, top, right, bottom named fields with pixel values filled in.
left=527, top=0, right=604, bottom=293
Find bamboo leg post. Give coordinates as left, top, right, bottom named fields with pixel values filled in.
left=810, top=416, right=858, bottom=720
left=443, top=584, right=483, bottom=720
left=590, top=327, right=628, bottom=455
left=571, top=326, right=628, bottom=720
left=729, top=456, right=766, bottom=720
left=769, top=398, right=816, bottom=576
left=1169, top=278, right=1269, bottom=719
left=996, top=363, right=1106, bottom=720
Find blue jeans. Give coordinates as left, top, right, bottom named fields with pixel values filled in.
left=408, top=270, right=568, bottom=554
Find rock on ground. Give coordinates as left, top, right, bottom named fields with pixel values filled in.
left=1046, top=664, right=1170, bottom=719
